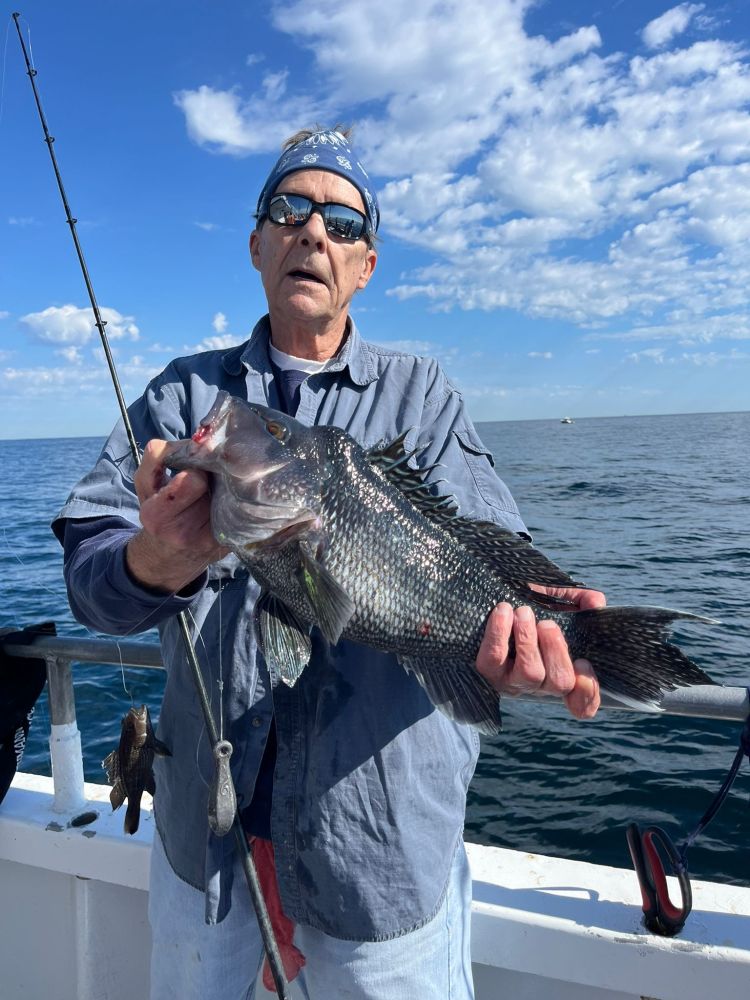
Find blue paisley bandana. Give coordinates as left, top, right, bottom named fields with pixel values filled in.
left=256, top=130, right=380, bottom=236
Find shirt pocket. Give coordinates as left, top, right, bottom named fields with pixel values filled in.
left=453, top=427, right=514, bottom=514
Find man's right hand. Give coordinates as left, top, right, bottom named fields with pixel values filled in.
left=125, top=439, right=229, bottom=594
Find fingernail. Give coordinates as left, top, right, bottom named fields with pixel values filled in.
left=515, top=605, right=534, bottom=622
left=537, top=619, right=558, bottom=632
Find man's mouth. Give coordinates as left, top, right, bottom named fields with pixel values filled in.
left=288, top=269, right=325, bottom=284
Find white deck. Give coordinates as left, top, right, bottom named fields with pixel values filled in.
left=1, top=771, right=749, bottom=1000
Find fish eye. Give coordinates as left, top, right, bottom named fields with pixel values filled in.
left=265, top=420, right=290, bottom=443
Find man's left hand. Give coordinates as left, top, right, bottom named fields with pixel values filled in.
left=476, top=587, right=605, bottom=719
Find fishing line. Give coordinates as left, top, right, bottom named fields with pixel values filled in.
left=112, top=640, right=135, bottom=705
left=12, top=15, right=289, bottom=996
left=0, top=525, right=70, bottom=610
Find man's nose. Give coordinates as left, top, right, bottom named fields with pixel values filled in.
left=298, top=206, right=328, bottom=247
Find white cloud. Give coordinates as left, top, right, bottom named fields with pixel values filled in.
left=212, top=311, right=228, bottom=334
left=174, top=84, right=327, bottom=157
left=195, top=221, right=220, bottom=231
left=20, top=305, right=140, bottom=345
left=528, top=351, right=553, bottom=359
left=642, top=4, right=704, bottom=50
left=174, top=0, right=750, bottom=350
left=263, top=70, right=289, bottom=101
left=8, top=216, right=39, bottom=227
left=57, top=346, right=82, bottom=363
left=628, top=347, right=667, bottom=363
left=371, top=338, right=436, bottom=355
left=187, top=334, right=239, bottom=352
left=0, top=311, right=9, bottom=320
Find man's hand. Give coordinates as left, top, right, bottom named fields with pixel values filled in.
left=476, top=586, right=605, bottom=719
left=126, top=439, right=229, bottom=594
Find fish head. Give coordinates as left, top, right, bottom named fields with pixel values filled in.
left=166, top=391, right=326, bottom=550
left=120, top=705, right=149, bottom=751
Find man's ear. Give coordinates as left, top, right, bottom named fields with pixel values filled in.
left=249, top=229, right=261, bottom=271
left=357, top=246, right=377, bottom=290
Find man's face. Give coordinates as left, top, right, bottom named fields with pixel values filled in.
left=250, top=170, right=377, bottom=338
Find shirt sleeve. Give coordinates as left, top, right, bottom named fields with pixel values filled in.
left=50, top=369, right=205, bottom=635
left=415, top=364, right=530, bottom=539
left=57, top=516, right=206, bottom=635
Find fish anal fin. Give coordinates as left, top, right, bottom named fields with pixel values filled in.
left=297, top=549, right=355, bottom=646
left=257, top=591, right=312, bottom=687
left=400, top=656, right=502, bottom=736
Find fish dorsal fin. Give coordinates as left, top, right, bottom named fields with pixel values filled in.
left=367, top=434, right=583, bottom=588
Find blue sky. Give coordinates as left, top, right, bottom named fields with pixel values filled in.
left=2, top=0, right=749, bottom=439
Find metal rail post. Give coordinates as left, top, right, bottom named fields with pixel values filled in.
left=45, top=654, right=86, bottom=814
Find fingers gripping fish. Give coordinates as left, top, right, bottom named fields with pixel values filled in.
left=166, top=391, right=715, bottom=735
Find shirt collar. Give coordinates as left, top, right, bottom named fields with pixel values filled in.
left=229, top=315, right=377, bottom=386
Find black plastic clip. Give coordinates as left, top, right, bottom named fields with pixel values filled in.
left=626, top=823, right=692, bottom=936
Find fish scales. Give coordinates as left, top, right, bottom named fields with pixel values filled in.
left=166, top=392, right=715, bottom=734
left=251, top=428, right=497, bottom=660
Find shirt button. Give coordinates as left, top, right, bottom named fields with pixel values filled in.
left=251, top=716, right=263, bottom=728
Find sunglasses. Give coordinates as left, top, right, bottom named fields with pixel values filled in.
left=266, top=193, right=370, bottom=242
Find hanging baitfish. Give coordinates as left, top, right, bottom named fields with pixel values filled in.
left=165, top=391, right=716, bottom=735
left=102, top=705, right=171, bottom=834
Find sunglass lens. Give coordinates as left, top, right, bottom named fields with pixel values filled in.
left=324, top=205, right=365, bottom=240
left=268, top=195, right=367, bottom=240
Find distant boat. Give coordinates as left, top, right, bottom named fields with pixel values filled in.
left=560, top=416, right=574, bottom=424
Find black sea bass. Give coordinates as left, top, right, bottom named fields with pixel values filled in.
left=166, top=391, right=714, bottom=734
left=102, top=705, right=170, bottom=834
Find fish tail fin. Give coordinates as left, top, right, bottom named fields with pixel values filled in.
left=124, top=798, right=141, bottom=835
left=566, top=606, right=716, bottom=708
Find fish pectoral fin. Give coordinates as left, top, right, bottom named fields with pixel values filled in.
left=296, top=549, right=355, bottom=646
left=257, top=591, right=312, bottom=687
left=152, top=738, right=172, bottom=758
left=109, top=779, right=126, bottom=812
left=400, top=656, right=503, bottom=736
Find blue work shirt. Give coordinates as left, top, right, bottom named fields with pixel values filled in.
left=52, top=316, right=527, bottom=939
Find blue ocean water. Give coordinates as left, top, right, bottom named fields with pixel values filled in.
left=2, top=411, right=748, bottom=886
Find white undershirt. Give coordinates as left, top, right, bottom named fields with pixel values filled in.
left=268, top=342, right=333, bottom=374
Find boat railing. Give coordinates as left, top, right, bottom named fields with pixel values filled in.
left=2, top=629, right=748, bottom=818
left=3, top=631, right=163, bottom=816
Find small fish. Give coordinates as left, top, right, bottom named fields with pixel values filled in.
left=102, top=705, right=170, bottom=834
left=166, top=391, right=716, bottom=734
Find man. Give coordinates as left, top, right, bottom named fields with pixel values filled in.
left=53, top=127, right=603, bottom=999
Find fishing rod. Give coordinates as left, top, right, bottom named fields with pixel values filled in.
left=11, top=13, right=290, bottom=997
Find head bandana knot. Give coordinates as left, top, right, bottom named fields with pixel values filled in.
left=256, top=130, right=380, bottom=237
